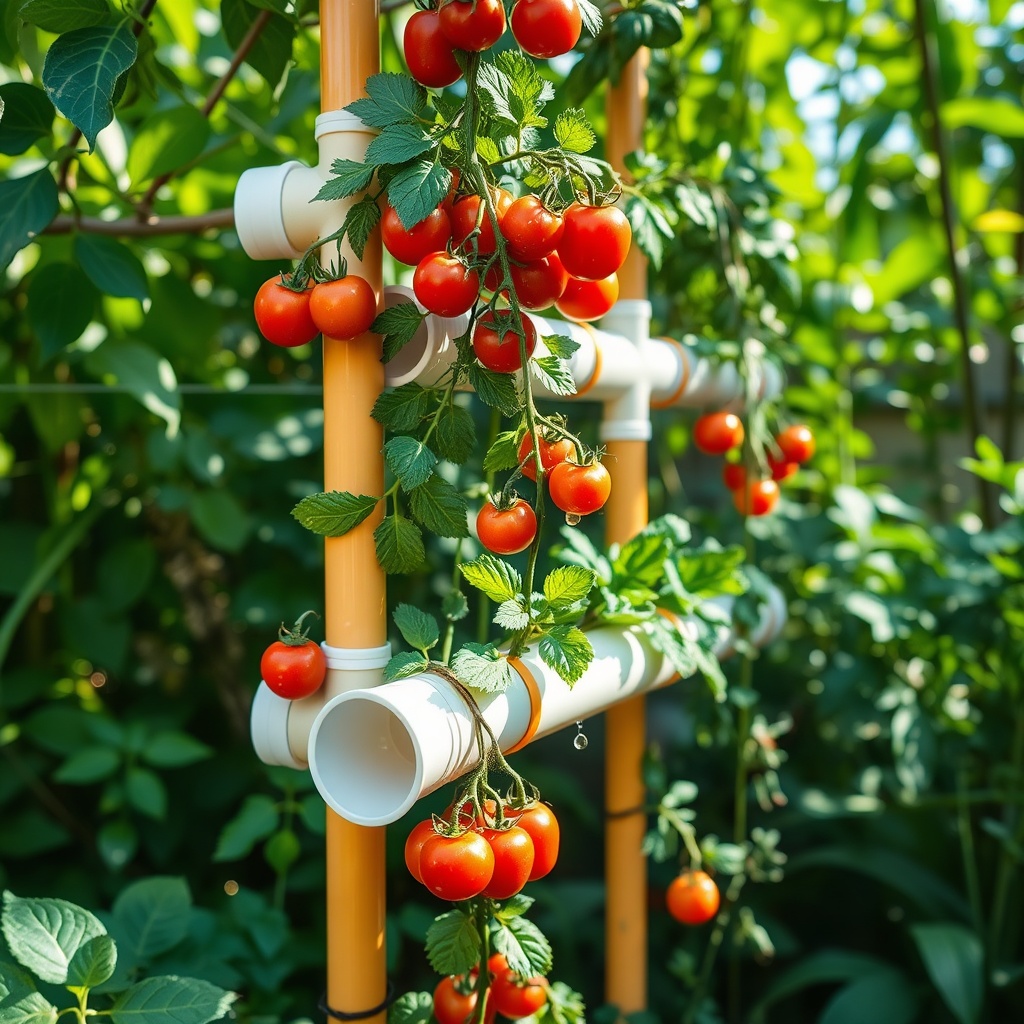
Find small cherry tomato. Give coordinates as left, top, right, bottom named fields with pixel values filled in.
left=554, top=274, right=618, bottom=322
left=260, top=639, right=326, bottom=700
left=548, top=461, right=611, bottom=516
left=404, top=819, right=437, bottom=885
left=433, top=975, right=477, bottom=1024
left=481, top=825, right=535, bottom=899
left=557, top=203, right=631, bottom=281
left=666, top=870, right=720, bottom=925
left=477, top=499, right=537, bottom=555
left=510, top=0, right=581, bottom=57
left=308, top=275, right=377, bottom=340
left=413, top=252, right=480, bottom=317
left=450, top=189, right=514, bottom=255
left=253, top=277, right=319, bottom=348
left=518, top=431, right=574, bottom=481
left=439, top=0, right=507, bottom=51
left=404, top=10, right=462, bottom=88
left=775, top=424, right=815, bottom=464
left=693, top=411, right=744, bottom=455
left=381, top=203, right=452, bottom=266
left=767, top=453, right=798, bottom=481
left=514, top=802, right=559, bottom=880
left=419, top=830, right=495, bottom=901
left=488, top=954, right=548, bottom=1018
left=472, top=310, right=537, bottom=373
left=733, top=478, right=780, bottom=517
left=502, top=195, right=564, bottom=261
left=510, top=252, right=569, bottom=310
left=722, top=461, right=746, bottom=491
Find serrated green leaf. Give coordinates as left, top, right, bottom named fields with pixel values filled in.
left=291, top=491, right=379, bottom=537
left=19, top=0, right=110, bottom=32
left=484, top=431, right=521, bottom=474
left=468, top=364, right=521, bottom=416
left=393, top=603, right=440, bottom=651
left=66, top=935, right=116, bottom=990
left=384, top=436, right=438, bottom=493
left=494, top=894, right=534, bottom=921
left=314, top=158, right=375, bottom=202
left=492, top=915, right=552, bottom=978
left=41, top=23, right=137, bottom=151
left=388, top=992, right=433, bottom=1024
left=374, top=302, right=426, bottom=363
left=74, top=235, right=148, bottom=301
left=213, top=795, right=279, bottom=861
left=388, top=161, right=451, bottom=231
left=442, top=590, right=469, bottom=622
left=346, top=73, right=427, bottom=128
left=490, top=51, right=552, bottom=129
left=577, top=0, right=603, bottom=35
left=461, top=554, right=522, bottom=603
left=493, top=599, right=530, bottom=631
left=476, top=136, right=502, bottom=164
left=543, top=566, right=596, bottom=607
left=553, top=108, right=596, bottom=153
left=425, top=911, right=479, bottom=976
left=531, top=355, right=577, bottom=397
left=221, top=0, right=293, bottom=86
left=674, top=544, right=746, bottom=596
left=111, top=877, right=190, bottom=961
left=0, top=992, right=57, bottom=1024
left=0, top=84, right=54, bottom=156
left=110, top=976, right=236, bottom=1024
left=538, top=625, right=593, bottom=686
left=543, top=334, right=580, bottom=360
left=383, top=651, right=429, bottom=682
left=0, top=169, right=59, bottom=273
left=478, top=62, right=519, bottom=126
left=409, top=474, right=468, bottom=538
left=645, top=617, right=698, bottom=679
left=372, top=383, right=432, bottom=432
left=365, top=122, right=434, bottom=166
left=374, top=514, right=425, bottom=573
left=450, top=643, right=516, bottom=694
left=434, top=404, right=476, bottom=464
left=342, top=195, right=381, bottom=261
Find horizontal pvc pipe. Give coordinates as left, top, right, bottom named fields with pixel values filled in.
left=306, top=585, right=787, bottom=825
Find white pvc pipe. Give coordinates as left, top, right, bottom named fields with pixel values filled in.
left=599, top=299, right=653, bottom=442
left=306, top=585, right=787, bottom=826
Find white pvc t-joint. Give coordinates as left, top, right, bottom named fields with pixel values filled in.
left=599, top=299, right=653, bottom=442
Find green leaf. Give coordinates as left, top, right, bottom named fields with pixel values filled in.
left=483, top=431, right=521, bottom=473
left=531, top=355, right=576, bottom=397
left=374, top=302, right=426, bottom=363
left=372, top=383, right=431, bottom=432
left=543, top=566, right=596, bottom=607
left=450, top=643, right=516, bottom=693
left=313, top=158, right=375, bottom=202
left=434, top=404, right=476, bottom=465
left=442, top=590, right=469, bottom=622
left=491, top=915, right=552, bottom=978
left=41, top=23, right=137, bottom=151
left=66, top=935, right=116, bottom=990
left=213, top=795, right=279, bottom=861
left=54, top=746, right=120, bottom=784
left=645, top=616, right=698, bottom=679
left=387, top=161, right=451, bottom=232
left=487, top=51, right=552, bottom=130
left=493, top=599, right=530, bottom=631
left=85, top=340, right=180, bottom=436
left=0, top=169, right=59, bottom=272
left=461, top=553, right=521, bottom=603
left=0, top=992, right=58, bottom=1024
left=18, top=0, right=110, bottom=32
left=0, top=959, right=40, bottom=1003
left=543, top=334, right=580, bottom=360
left=187, top=489, right=250, bottom=554
left=346, top=73, right=427, bottom=129
left=341, top=195, right=381, bottom=261
left=374, top=514, right=425, bottom=573
left=27, top=263, right=97, bottom=361
left=112, top=877, right=191, bottom=961
left=291, top=491, right=379, bottom=536
left=577, top=0, right=603, bottom=35
left=674, top=544, right=746, bottom=596
left=942, top=96, right=1024, bottom=137
left=388, top=992, right=433, bottom=1024
left=365, top=122, right=434, bottom=166
left=553, top=108, right=596, bottom=153
left=263, top=830, right=300, bottom=873
left=425, top=911, right=479, bottom=976
left=818, top=971, right=919, bottom=1024
left=126, top=105, right=209, bottom=185
left=74, top=235, right=149, bottom=301
left=142, top=732, right=212, bottom=768
left=1, top=892, right=106, bottom=985
left=910, top=924, right=982, bottom=1024
left=538, top=625, right=593, bottom=686
left=0, top=84, right=54, bottom=155
left=383, top=651, right=429, bottom=681
left=110, top=976, right=236, bottom=1024
left=477, top=61, right=520, bottom=127
left=97, top=821, right=137, bottom=871
left=125, top=767, right=167, bottom=820
left=221, top=0, right=294, bottom=86
left=393, top=603, right=440, bottom=651
left=409, top=474, right=469, bottom=538
left=494, top=894, right=533, bottom=921
left=468, top=364, right=521, bottom=416
left=384, top=436, right=437, bottom=493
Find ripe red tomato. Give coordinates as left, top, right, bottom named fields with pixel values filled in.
left=510, top=252, right=569, bottom=310
left=488, top=954, right=548, bottom=1018
left=450, top=189, right=513, bottom=255
left=775, top=424, right=815, bottom=464
left=514, top=802, right=559, bottom=880
left=548, top=461, right=611, bottom=516
left=666, top=870, right=720, bottom=925
left=502, top=195, right=564, bottom=261
left=404, top=819, right=437, bottom=885
left=510, top=0, right=581, bottom=57
left=404, top=10, right=462, bottom=88
left=253, top=277, right=319, bottom=348
left=767, top=453, right=798, bottom=481
left=557, top=203, right=631, bottom=281
left=433, top=975, right=477, bottom=1024
left=419, top=831, right=495, bottom=901
left=308, top=276, right=377, bottom=340
left=554, top=274, right=618, bottom=322
left=477, top=499, right=537, bottom=555
left=472, top=310, right=537, bottom=373
left=481, top=825, right=535, bottom=899
left=518, top=432, right=573, bottom=481
left=439, top=0, right=506, bottom=51
left=381, top=204, right=452, bottom=266
left=260, top=639, right=326, bottom=700
left=413, top=252, right=480, bottom=317
left=733, top=478, right=779, bottom=517
left=693, top=411, right=744, bottom=455
left=722, top=461, right=746, bottom=491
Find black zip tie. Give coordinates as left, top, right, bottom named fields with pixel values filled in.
left=319, top=982, right=396, bottom=1022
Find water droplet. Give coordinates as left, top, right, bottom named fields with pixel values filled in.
left=565, top=512, right=582, bottom=527
left=573, top=733, right=588, bottom=750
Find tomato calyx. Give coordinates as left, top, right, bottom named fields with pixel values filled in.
left=277, top=609, right=320, bottom=647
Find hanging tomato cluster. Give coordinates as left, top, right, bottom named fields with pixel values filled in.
left=432, top=954, right=548, bottom=1024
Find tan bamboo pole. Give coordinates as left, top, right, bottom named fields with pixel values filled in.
left=320, top=1, right=388, bottom=1022
left=603, top=49, right=651, bottom=1016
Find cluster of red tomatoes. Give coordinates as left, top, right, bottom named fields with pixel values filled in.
left=433, top=953, right=547, bottom=1024
left=666, top=869, right=720, bottom=926
left=405, top=800, right=559, bottom=902
left=692, top=412, right=816, bottom=517
left=253, top=272, right=377, bottom=348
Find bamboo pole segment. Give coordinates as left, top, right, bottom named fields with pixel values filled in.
left=603, top=49, right=651, bottom=1017
left=320, top=2, right=388, bottom=1023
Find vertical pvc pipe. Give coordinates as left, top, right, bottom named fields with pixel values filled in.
left=603, top=50, right=650, bottom=1017
left=320, top=3, right=388, bottom=1023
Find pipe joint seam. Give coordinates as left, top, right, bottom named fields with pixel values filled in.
left=322, top=642, right=393, bottom=670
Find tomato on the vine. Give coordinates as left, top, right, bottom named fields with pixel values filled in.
left=510, top=0, right=582, bottom=58
left=502, top=195, right=564, bottom=261
left=450, top=189, right=514, bottom=255
left=775, top=423, right=815, bottom=464
left=260, top=619, right=326, bottom=700
left=477, top=499, right=537, bottom=555
left=510, top=252, right=569, bottom=310
left=767, top=453, right=798, bottom=481
left=253, top=277, right=319, bottom=348
left=419, top=830, right=495, bottom=901
left=518, top=431, right=573, bottom=481
left=404, top=10, right=462, bottom=88
left=433, top=975, right=477, bottom=1024
left=693, top=411, right=744, bottom=455
left=439, top=0, right=506, bottom=51
left=404, top=819, right=437, bottom=885
left=554, top=274, right=618, bottom=322
left=481, top=825, right=535, bottom=899
left=308, top=276, right=377, bottom=340
left=548, top=461, right=611, bottom=516
left=733, top=478, right=779, bottom=517
left=666, top=870, right=720, bottom=925
left=557, top=203, right=631, bottom=281
left=514, top=802, right=560, bottom=879
left=381, top=204, right=452, bottom=266
left=722, top=461, right=746, bottom=491
left=413, top=252, right=480, bottom=317
left=472, top=310, right=537, bottom=373
left=488, top=954, right=548, bottom=1019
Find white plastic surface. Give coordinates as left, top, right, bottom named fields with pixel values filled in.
left=315, top=110, right=372, bottom=139
left=234, top=162, right=305, bottom=261
left=322, top=641, right=392, bottom=670
left=250, top=682, right=306, bottom=769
